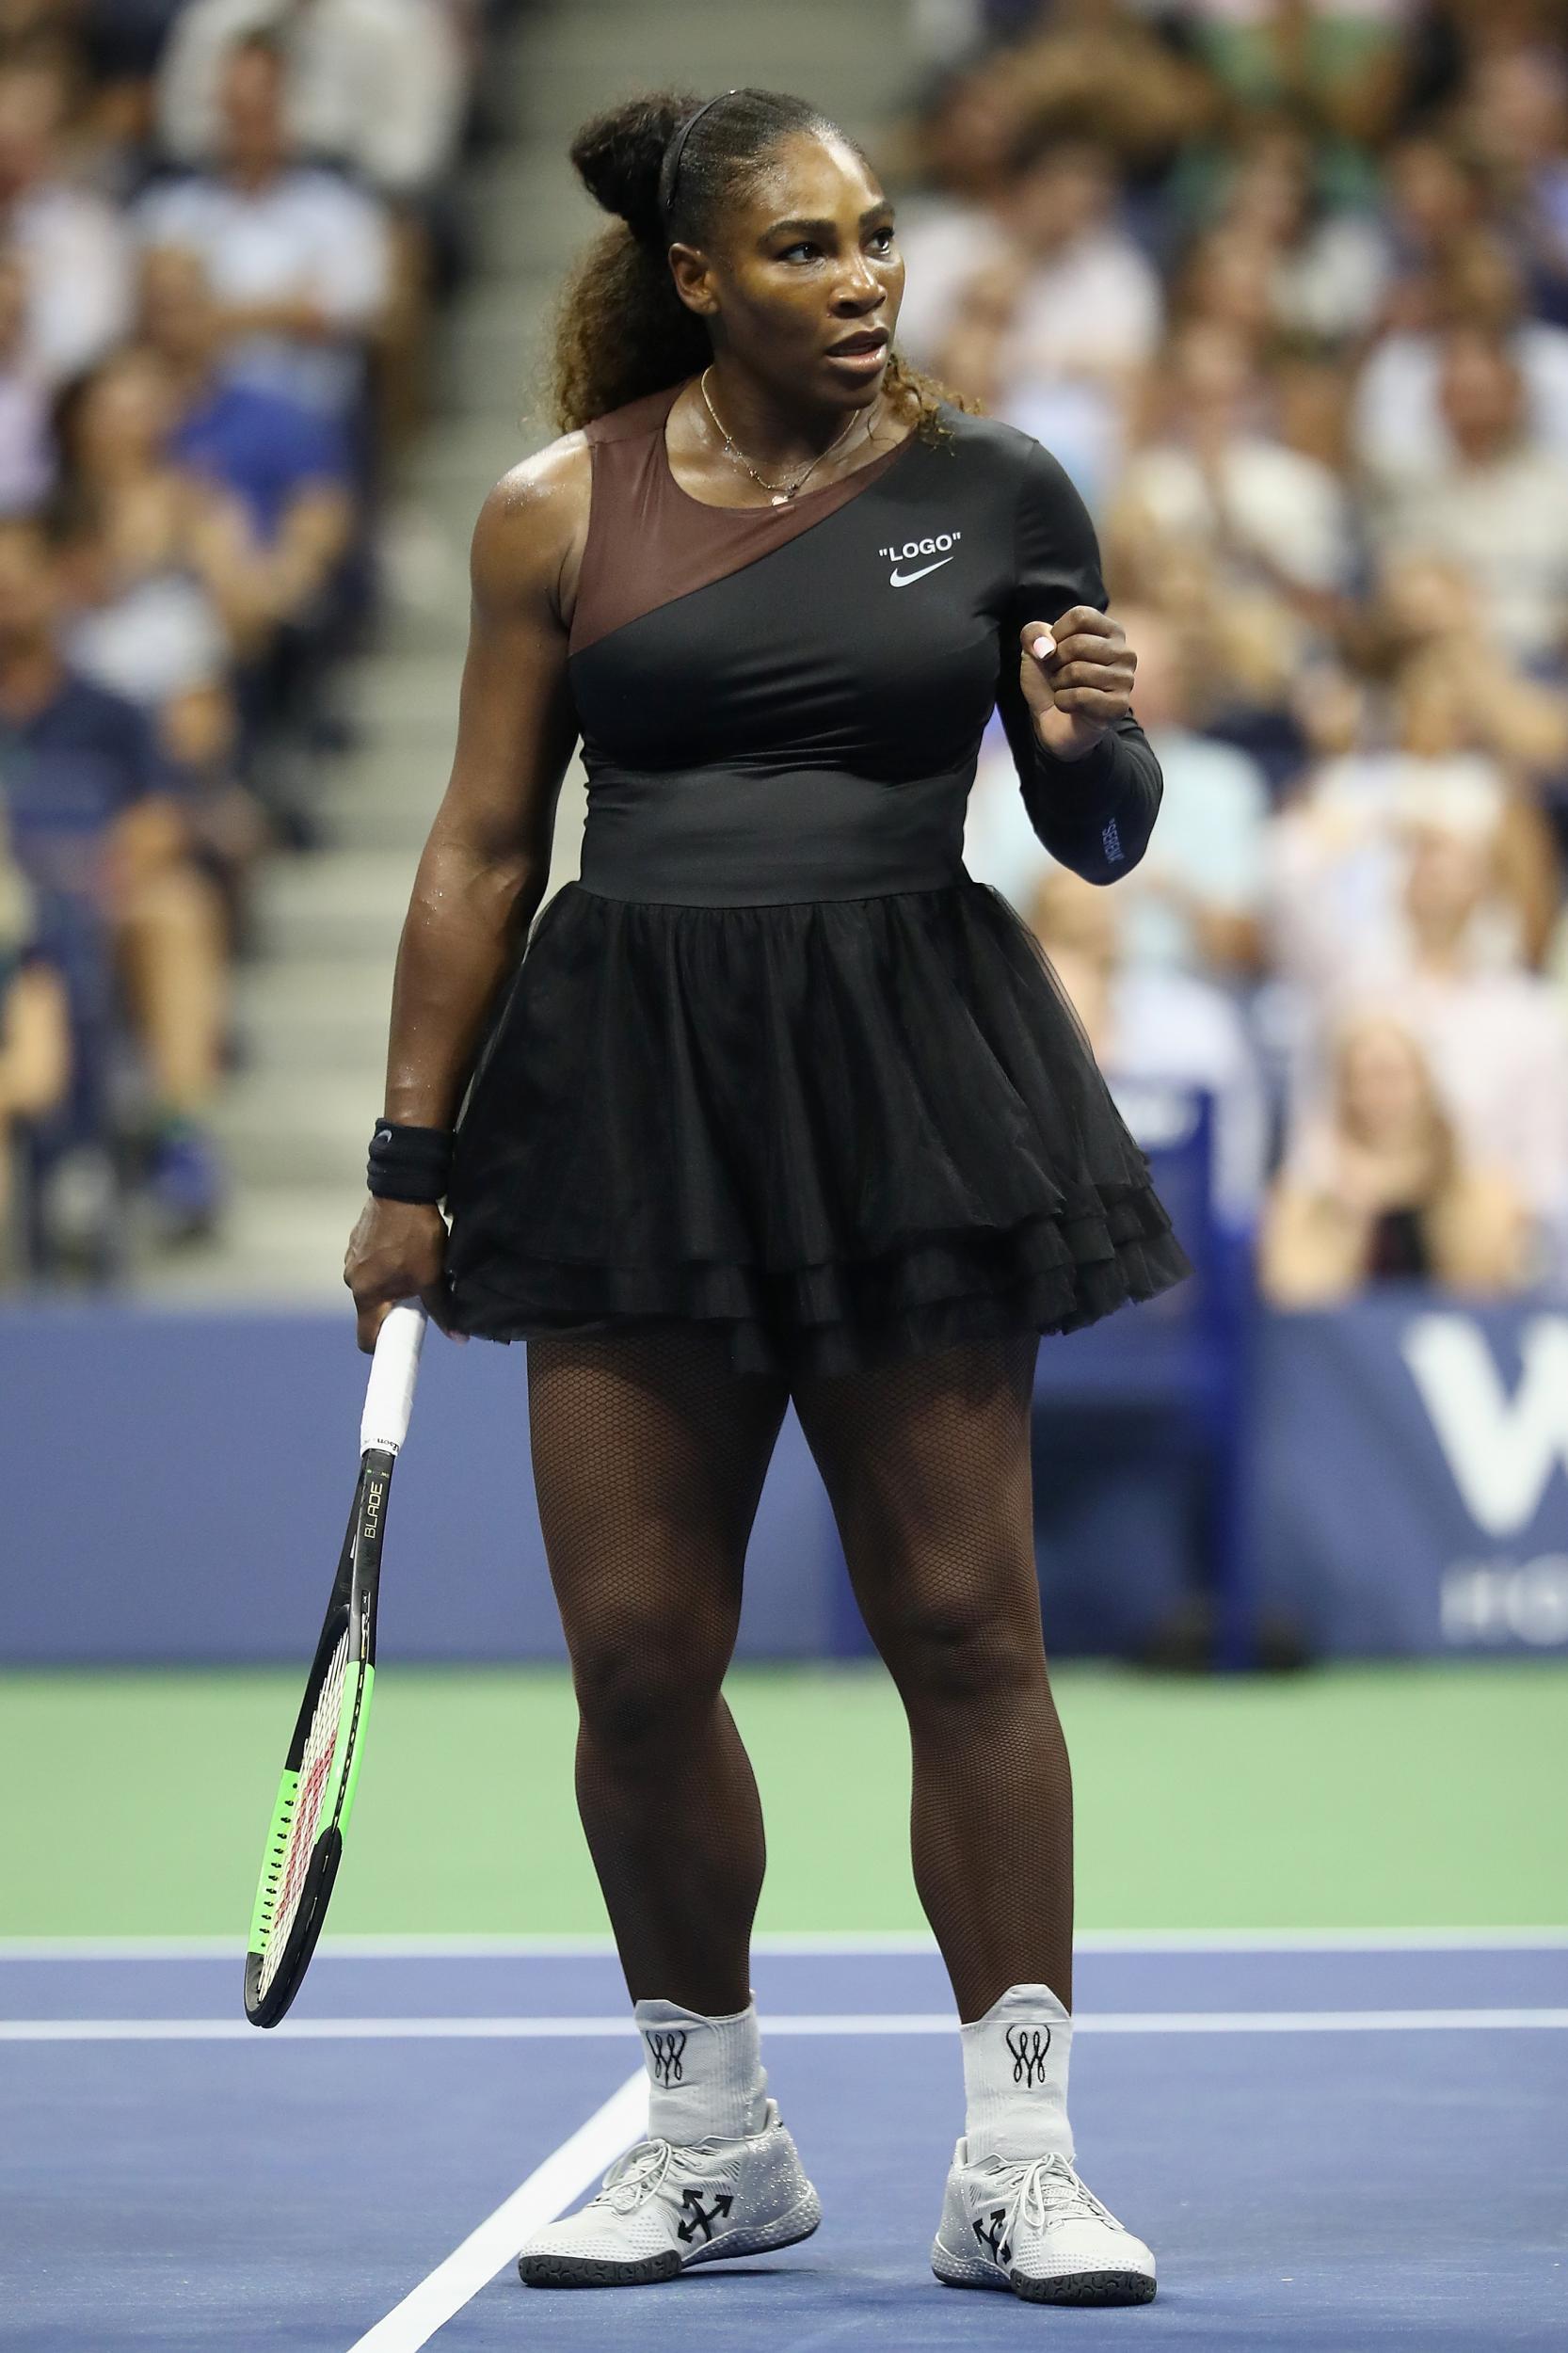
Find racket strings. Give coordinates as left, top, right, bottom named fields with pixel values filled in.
left=259, top=1625, right=351, bottom=1998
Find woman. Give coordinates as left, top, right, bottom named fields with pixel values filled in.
left=345, top=88, right=1185, bottom=2305
left=1262, top=1009, right=1529, bottom=1305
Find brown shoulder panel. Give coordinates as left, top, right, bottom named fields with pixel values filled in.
left=569, top=384, right=910, bottom=656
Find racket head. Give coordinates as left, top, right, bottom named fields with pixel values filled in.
left=244, top=1449, right=392, bottom=2027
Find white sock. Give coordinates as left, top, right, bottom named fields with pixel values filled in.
left=632, top=1994, right=768, bottom=2144
left=960, top=1981, right=1074, bottom=2164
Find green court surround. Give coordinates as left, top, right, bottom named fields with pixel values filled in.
left=5, top=1662, right=1563, bottom=1938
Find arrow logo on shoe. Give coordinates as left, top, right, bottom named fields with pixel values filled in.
left=677, top=2188, right=734, bottom=2244
left=975, top=2207, right=1013, bottom=2265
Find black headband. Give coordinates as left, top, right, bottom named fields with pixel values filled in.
left=661, top=90, right=734, bottom=225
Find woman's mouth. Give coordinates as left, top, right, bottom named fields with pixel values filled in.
left=824, top=331, right=889, bottom=376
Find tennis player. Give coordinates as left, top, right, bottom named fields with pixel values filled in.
left=345, top=87, right=1185, bottom=2304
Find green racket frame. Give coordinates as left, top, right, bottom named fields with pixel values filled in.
left=243, top=1449, right=392, bottom=2027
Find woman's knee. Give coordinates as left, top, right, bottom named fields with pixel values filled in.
left=570, top=1621, right=731, bottom=1753
left=874, top=1580, right=1046, bottom=1708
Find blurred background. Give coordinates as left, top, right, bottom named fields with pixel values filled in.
left=1, top=0, right=1564, bottom=1948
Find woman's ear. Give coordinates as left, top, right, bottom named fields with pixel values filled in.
left=669, top=243, right=718, bottom=319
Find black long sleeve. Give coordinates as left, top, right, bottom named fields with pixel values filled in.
left=994, top=441, right=1162, bottom=887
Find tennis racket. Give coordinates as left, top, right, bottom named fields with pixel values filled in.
left=244, top=1300, right=427, bottom=2027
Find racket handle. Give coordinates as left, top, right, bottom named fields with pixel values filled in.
left=360, top=1299, right=427, bottom=1458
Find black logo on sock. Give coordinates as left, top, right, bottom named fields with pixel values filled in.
left=1005, top=2025, right=1052, bottom=2088
left=677, top=2187, right=733, bottom=2244
left=974, top=2206, right=1012, bottom=2266
left=645, top=2029, right=687, bottom=2086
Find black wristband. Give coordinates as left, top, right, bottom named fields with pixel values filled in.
left=367, top=1120, right=454, bottom=1205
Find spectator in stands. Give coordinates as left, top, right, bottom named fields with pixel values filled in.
left=1378, top=812, right=1568, bottom=1242
left=134, top=32, right=392, bottom=424
left=0, top=240, right=50, bottom=510
left=137, top=243, right=354, bottom=554
left=1463, top=41, right=1568, bottom=328
left=938, top=2, right=1215, bottom=192
left=156, top=0, right=467, bottom=202
left=1355, top=232, right=1568, bottom=488
left=53, top=336, right=312, bottom=867
left=0, top=797, right=69, bottom=1269
left=1265, top=657, right=1559, bottom=1004
left=0, top=49, right=130, bottom=385
left=53, top=350, right=235, bottom=684
left=1368, top=328, right=1568, bottom=664
left=1366, top=550, right=1568, bottom=792
left=967, top=604, right=1269, bottom=989
left=1371, top=134, right=1494, bottom=323
left=901, top=66, right=1031, bottom=220
left=900, top=129, right=1162, bottom=497
left=1261, top=1011, right=1530, bottom=1305
left=1026, top=863, right=1267, bottom=1231
left=0, top=510, right=229, bottom=1235
left=1170, top=222, right=1279, bottom=354
left=1208, top=117, right=1389, bottom=343
left=1115, top=320, right=1354, bottom=623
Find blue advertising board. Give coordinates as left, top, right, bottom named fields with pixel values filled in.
left=5, top=1293, right=1568, bottom=1662
left=1253, top=1296, right=1568, bottom=1656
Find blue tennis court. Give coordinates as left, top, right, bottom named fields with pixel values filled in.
left=7, top=1935, right=1564, bottom=2351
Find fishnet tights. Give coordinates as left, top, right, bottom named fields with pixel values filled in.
left=526, top=1324, right=1072, bottom=2025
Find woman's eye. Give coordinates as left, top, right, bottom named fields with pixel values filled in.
left=779, top=243, right=819, bottom=263
left=869, top=227, right=895, bottom=252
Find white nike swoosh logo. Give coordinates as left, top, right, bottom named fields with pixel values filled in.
left=888, top=556, right=954, bottom=587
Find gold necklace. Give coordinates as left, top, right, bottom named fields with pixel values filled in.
left=698, top=368, right=875, bottom=505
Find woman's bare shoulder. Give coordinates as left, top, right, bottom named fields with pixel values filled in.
left=472, top=430, right=593, bottom=616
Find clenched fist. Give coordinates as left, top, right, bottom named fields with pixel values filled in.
left=1018, top=606, right=1136, bottom=762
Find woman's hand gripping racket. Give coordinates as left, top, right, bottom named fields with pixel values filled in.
left=244, top=1301, right=426, bottom=2026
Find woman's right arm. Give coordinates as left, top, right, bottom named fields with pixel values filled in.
left=344, top=442, right=587, bottom=1350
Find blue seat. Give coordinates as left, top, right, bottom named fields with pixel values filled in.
left=1030, top=1085, right=1255, bottom=1665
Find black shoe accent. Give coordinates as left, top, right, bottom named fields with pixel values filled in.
left=518, top=2249, right=683, bottom=2289
left=1010, top=2266, right=1158, bottom=2307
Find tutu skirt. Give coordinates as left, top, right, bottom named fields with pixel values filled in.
left=444, top=878, right=1190, bottom=1377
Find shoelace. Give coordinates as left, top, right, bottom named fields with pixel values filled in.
left=593, top=2137, right=675, bottom=2215
left=1004, top=2153, right=1119, bottom=2239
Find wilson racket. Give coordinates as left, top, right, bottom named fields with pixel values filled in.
left=244, top=1300, right=426, bottom=2027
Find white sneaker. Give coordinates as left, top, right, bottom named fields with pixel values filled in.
left=517, top=2098, right=821, bottom=2288
left=932, top=2139, right=1158, bottom=2306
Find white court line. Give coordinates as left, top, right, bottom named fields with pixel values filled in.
left=345, top=2067, right=646, bottom=2353
left=4, top=1926, right=1567, bottom=1961
left=7, top=2008, right=1568, bottom=2042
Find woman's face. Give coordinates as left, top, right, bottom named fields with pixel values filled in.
left=1387, top=140, right=1478, bottom=249
left=1337, top=1019, right=1435, bottom=1146
left=78, top=358, right=174, bottom=472
left=673, top=130, right=904, bottom=414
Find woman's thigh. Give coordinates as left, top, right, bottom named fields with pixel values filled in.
left=791, top=1334, right=1044, bottom=1670
left=527, top=1323, right=792, bottom=1668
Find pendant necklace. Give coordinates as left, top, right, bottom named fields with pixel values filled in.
left=699, top=367, right=875, bottom=505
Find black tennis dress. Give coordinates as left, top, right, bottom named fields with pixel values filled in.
left=442, top=385, right=1190, bottom=1376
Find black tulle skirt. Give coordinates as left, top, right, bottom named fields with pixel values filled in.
left=443, top=878, right=1190, bottom=1377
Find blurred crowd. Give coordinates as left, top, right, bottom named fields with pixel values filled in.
left=6, top=0, right=1568, bottom=1319
left=0, top=0, right=512, bottom=1278
left=934, top=0, right=1568, bottom=1305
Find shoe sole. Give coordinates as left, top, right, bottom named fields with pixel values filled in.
left=933, top=2238, right=1157, bottom=2307
left=1012, top=2267, right=1158, bottom=2307
left=519, top=2194, right=822, bottom=2290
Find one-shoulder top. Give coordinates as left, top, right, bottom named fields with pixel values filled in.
left=560, top=383, right=1162, bottom=908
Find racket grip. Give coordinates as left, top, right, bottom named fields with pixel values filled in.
left=360, top=1299, right=427, bottom=1458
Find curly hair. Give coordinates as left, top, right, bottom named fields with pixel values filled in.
left=550, top=88, right=965, bottom=442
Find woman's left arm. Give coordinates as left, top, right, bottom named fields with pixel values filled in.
left=995, top=441, right=1163, bottom=886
